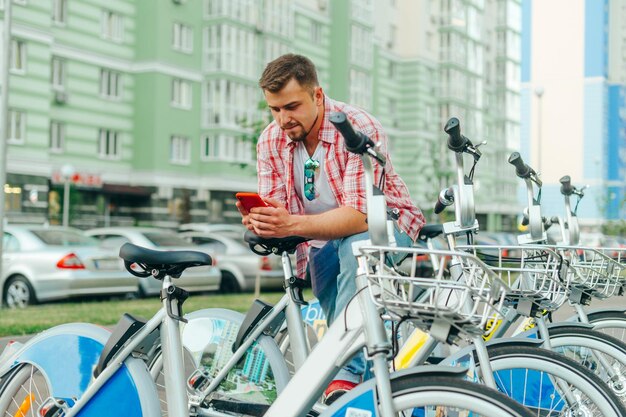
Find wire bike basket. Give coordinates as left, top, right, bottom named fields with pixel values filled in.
left=456, top=245, right=568, bottom=313
left=552, top=246, right=625, bottom=299
left=359, top=246, right=509, bottom=340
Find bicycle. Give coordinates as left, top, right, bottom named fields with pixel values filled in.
left=396, top=118, right=626, bottom=416
left=0, top=111, right=534, bottom=417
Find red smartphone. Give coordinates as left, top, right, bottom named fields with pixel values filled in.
left=235, top=192, right=269, bottom=212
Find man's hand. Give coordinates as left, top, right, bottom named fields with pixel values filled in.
left=247, top=198, right=294, bottom=238
left=235, top=201, right=254, bottom=232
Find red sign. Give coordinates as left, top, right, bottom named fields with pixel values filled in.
left=51, top=171, right=103, bottom=188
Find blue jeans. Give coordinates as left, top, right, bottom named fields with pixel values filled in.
left=308, top=228, right=413, bottom=383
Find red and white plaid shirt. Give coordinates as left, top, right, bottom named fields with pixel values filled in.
left=257, top=96, right=425, bottom=278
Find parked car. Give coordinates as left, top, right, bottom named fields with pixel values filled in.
left=179, top=231, right=284, bottom=292
left=178, top=223, right=247, bottom=241
left=1, top=225, right=137, bottom=308
left=85, top=227, right=221, bottom=297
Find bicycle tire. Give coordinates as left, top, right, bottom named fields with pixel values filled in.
left=149, top=308, right=290, bottom=416
left=323, top=372, right=535, bottom=417
left=483, top=344, right=626, bottom=416
left=0, top=364, right=51, bottom=416
left=545, top=325, right=626, bottom=402
left=585, top=310, right=626, bottom=343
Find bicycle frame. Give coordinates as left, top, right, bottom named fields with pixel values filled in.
left=65, top=275, right=188, bottom=417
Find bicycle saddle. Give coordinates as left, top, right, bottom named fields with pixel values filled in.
left=244, top=230, right=309, bottom=255
left=418, top=224, right=444, bottom=241
left=119, top=242, right=212, bottom=278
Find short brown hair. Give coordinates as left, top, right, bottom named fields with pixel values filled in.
left=259, top=54, right=319, bottom=93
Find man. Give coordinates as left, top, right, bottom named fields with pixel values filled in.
left=237, top=54, right=425, bottom=404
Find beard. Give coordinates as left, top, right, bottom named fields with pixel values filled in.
left=283, top=123, right=307, bottom=142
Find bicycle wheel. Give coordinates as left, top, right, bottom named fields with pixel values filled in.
left=150, top=308, right=289, bottom=416
left=0, top=364, right=51, bottom=416
left=483, top=344, right=626, bottom=416
left=585, top=310, right=626, bottom=342
left=546, top=326, right=626, bottom=402
left=325, top=373, right=534, bottom=417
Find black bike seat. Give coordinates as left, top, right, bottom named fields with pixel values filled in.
left=119, top=242, right=212, bottom=275
left=244, top=231, right=309, bottom=255
left=418, top=224, right=444, bottom=241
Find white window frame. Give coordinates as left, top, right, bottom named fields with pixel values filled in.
left=201, top=135, right=218, bottom=161
left=52, top=0, right=67, bottom=25
left=101, top=10, right=124, bottom=42
left=173, top=22, right=193, bottom=53
left=310, top=20, right=322, bottom=44
left=171, top=78, right=192, bottom=109
left=100, top=68, right=122, bottom=99
left=51, top=57, right=65, bottom=91
left=10, top=39, right=26, bottom=74
left=170, top=135, right=191, bottom=164
left=49, top=121, right=65, bottom=153
left=7, top=110, right=26, bottom=144
left=98, top=129, right=120, bottom=159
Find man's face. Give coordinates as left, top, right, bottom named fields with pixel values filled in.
left=264, top=78, right=322, bottom=142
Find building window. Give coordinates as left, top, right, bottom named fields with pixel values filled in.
left=172, top=78, right=192, bottom=108
left=349, top=69, right=371, bottom=110
left=388, top=24, right=397, bottom=49
left=201, top=134, right=251, bottom=162
left=101, top=10, right=123, bottom=42
left=201, top=135, right=218, bottom=160
left=350, top=25, right=372, bottom=68
left=49, top=121, right=65, bottom=152
left=173, top=22, right=193, bottom=53
left=52, top=0, right=67, bottom=24
left=51, top=57, right=65, bottom=91
left=98, top=129, right=120, bottom=159
left=10, top=39, right=26, bottom=73
left=170, top=135, right=191, bottom=164
left=7, top=110, right=26, bottom=144
left=310, top=21, right=322, bottom=44
left=203, top=79, right=259, bottom=127
left=100, top=69, right=121, bottom=99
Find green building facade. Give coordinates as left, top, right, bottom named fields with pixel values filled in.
left=1, top=0, right=520, bottom=230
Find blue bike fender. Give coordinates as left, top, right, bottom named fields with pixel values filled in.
left=0, top=323, right=109, bottom=399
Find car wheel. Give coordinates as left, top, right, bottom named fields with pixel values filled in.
left=219, top=271, right=241, bottom=293
left=4, top=275, right=37, bottom=308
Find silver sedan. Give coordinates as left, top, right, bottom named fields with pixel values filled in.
left=1, top=225, right=138, bottom=308
left=179, top=231, right=284, bottom=292
left=85, top=227, right=222, bottom=297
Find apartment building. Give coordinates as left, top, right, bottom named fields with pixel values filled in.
left=521, top=0, right=626, bottom=225
left=1, top=0, right=522, bottom=230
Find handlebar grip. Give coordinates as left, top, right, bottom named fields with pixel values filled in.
left=434, top=188, right=453, bottom=214
left=443, top=117, right=468, bottom=152
left=434, top=199, right=446, bottom=215
left=329, top=112, right=370, bottom=154
left=560, top=175, right=573, bottom=195
left=508, top=152, right=532, bottom=178
left=521, top=215, right=529, bottom=226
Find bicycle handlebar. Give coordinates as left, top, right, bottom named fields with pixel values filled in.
left=434, top=188, right=454, bottom=214
left=443, top=117, right=469, bottom=152
left=329, top=112, right=386, bottom=166
left=559, top=175, right=573, bottom=196
left=508, top=152, right=531, bottom=178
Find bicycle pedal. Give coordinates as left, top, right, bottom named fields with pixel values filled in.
left=38, top=397, right=70, bottom=417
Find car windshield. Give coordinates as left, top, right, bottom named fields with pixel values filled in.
left=143, top=232, right=191, bottom=247
left=31, top=229, right=98, bottom=246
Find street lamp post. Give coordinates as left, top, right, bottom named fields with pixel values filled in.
left=534, top=86, right=545, bottom=175
left=61, top=164, right=75, bottom=227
